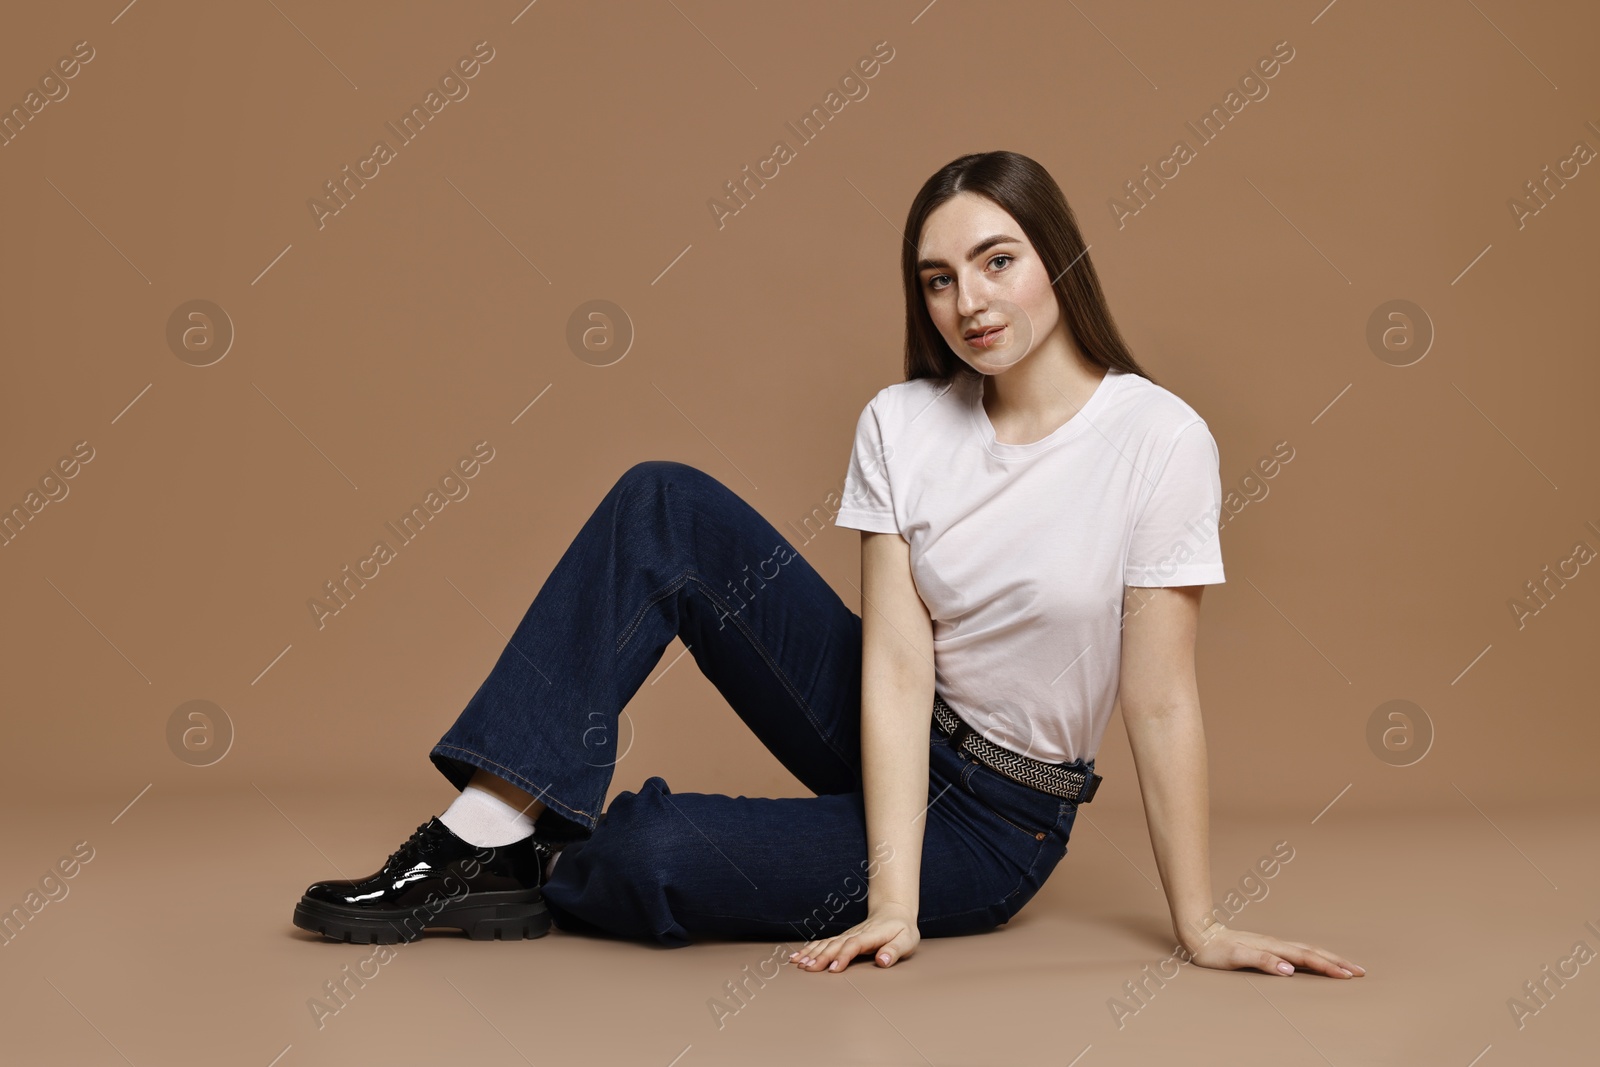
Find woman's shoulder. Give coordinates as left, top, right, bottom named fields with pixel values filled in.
left=873, top=375, right=958, bottom=401
left=865, top=375, right=963, bottom=421
left=1107, top=369, right=1211, bottom=437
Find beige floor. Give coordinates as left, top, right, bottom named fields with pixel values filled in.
left=2, top=788, right=1594, bottom=1066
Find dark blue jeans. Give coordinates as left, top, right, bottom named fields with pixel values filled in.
left=430, top=461, right=1089, bottom=947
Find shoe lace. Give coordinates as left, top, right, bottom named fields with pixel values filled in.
left=386, top=819, right=449, bottom=871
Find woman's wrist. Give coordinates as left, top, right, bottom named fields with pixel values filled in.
left=868, top=897, right=918, bottom=921
left=1179, top=915, right=1227, bottom=954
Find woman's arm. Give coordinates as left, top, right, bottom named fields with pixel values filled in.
left=1120, top=584, right=1365, bottom=979
left=1119, top=584, right=1216, bottom=947
left=859, top=528, right=936, bottom=913
left=790, top=528, right=933, bottom=973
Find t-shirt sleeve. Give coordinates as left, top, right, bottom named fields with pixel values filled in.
left=1124, top=418, right=1226, bottom=587
left=835, top=395, right=899, bottom=535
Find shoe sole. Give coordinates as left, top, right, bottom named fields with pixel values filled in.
left=293, top=889, right=551, bottom=944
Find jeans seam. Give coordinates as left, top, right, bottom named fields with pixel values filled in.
left=963, top=763, right=1057, bottom=839
left=431, top=743, right=598, bottom=822
left=1002, top=835, right=1052, bottom=904
left=702, top=573, right=844, bottom=765
left=927, top=895, right=1023, bottom=931
left=616, top=572, right=689, bottom=652
left=677, top=898, right=1011, bottom=935
left=677, top=903, right=866, bottom=928
left=616, top=567, right=845, bottom=767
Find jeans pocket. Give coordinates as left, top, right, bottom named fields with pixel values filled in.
left=960, top=761, right=1064, bottom=839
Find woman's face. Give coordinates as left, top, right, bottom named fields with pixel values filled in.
left=915, top=191, right=1061, bottom=375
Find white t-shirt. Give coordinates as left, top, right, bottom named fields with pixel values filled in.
left=835, top=366, right=1225, bottom=764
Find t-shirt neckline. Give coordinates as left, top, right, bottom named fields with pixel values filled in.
left=968, top=366, right=1124, bottom=460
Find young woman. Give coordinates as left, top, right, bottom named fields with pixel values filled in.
left=292, top=150, right=1364, bottom=981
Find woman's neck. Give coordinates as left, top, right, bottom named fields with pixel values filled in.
left=980, top=338, right=1107, bottom=444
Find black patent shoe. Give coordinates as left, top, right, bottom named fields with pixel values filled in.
left=293, top=817, right=553, bottom=944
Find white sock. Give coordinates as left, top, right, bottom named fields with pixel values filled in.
left=438, top=783, right=536, bottom=847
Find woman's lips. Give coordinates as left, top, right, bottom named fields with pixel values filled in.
left=966, top=325, right=1006, bottom=349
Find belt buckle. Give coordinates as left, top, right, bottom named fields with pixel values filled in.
left=946, top=717, right=976, bottom=755
left=1076, top=771, right=1103, bottom=804
left=935, top=693, right=1102, bottom=804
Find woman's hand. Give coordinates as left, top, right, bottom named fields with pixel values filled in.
left=1185, top=923, right=1366, bottom=978
left=788, top=903, right=920, bottom=973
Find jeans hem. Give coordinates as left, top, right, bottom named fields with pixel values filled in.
left=428, top=742, right=600, bottom=835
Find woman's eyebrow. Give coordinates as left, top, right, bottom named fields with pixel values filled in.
left=916, top=233, right=1020, bottom=272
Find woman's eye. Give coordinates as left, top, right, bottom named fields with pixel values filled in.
left=926, top=256, right=1009, bottom=291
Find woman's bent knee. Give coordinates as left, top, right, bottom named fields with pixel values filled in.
left=617, top=459, right=713, bottom=495
left=539, top=777, right=691, bottom=941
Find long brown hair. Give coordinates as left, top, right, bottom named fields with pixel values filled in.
left=900, top=151, right=1156, bottom=386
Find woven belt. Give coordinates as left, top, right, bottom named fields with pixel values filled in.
left=932, top=693, right=1102, bottom=804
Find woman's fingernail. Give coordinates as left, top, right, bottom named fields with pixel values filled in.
left=879, top=954, right=891, bottom=964
left=1277, top=962, right=1294, bottom=975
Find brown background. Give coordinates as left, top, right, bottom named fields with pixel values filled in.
left=2, top=2, right=1596, bottom=1065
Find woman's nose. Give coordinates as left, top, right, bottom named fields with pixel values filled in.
left=955, top=283, right=988, bottom=317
